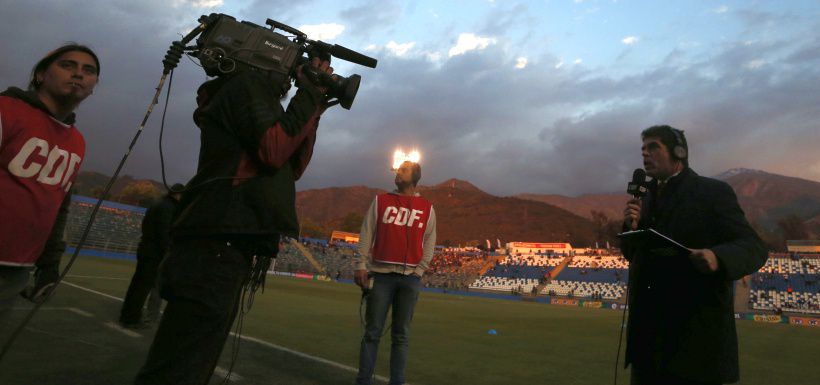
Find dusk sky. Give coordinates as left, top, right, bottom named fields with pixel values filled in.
left=2, top=0, right=819, bottom=196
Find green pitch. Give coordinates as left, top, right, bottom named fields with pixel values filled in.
left=1, top=256, right=817, bottom=384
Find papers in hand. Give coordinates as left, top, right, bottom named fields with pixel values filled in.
left=617, top=228, right=691, bottom=257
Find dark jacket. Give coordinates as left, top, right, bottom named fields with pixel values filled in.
left=620, top=168, right=767, bottom=384
left=172, top=71, right=322, bottom=239
left=137, top=194, right=179, bottom=259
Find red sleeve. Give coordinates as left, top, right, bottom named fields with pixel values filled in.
left=256, top=112, right=320, bottom=174
left=291, top=116, right=319, bottom=180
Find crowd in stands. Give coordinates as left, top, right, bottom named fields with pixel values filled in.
left=272, top=239, right=357, bottom=279
left=63, top=200, right=820, bottom=316
left=569, top=255, right=629, bottom=269
left=542, top=281, right=625, bottom=300
left=504, top=253, right=565, bottom=267
left=749, top=255, right=820, bottom=315
left=423, top=249, right=493, bottom=290
left=468, top=252, right=560, bottom=294
left=65, top=200, right=144, bottom=254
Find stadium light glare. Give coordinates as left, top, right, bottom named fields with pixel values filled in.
left=392, top=148, right=422, bottom=170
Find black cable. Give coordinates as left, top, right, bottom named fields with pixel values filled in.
left=155, top=68, right=258, bottom=195
left=221, top=284, right=248, bottom=385
left=220, top=254, right=271, bottom=384
left=0, top=71, right=174, bottom=364
left=159, top=69, right=175, bottom=192
left=613, top=282, right=630, bottom=385
left=358, top=281, right=394, bottom=384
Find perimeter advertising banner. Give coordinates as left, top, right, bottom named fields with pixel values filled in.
left=551, top=298, right=579, bottom=306
left=788, top=316, right=820, bottom=327
left=734, top=313, right=819, bottom=327
left=752, top=314, right=783, bottom=323
left=582, top=301, right=603, bottom=308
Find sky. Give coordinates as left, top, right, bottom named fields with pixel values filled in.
left=1, top=0, right=819, bottom=196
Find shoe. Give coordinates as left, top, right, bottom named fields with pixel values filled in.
left=119, top=319, right=151, bottom=330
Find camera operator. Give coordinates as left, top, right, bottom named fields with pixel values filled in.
left=1, top=44, right=100, bottom=320
left=133, top=48, right=334, bottom=384
left=621, top=125, right=767, bottom=384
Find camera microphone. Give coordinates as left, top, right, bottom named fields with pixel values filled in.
left=627, top=168, right=647, bottom=199
left=311, top=41, right=378, bottom=69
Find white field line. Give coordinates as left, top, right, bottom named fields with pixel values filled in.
left=213, top=366, right=244, bottom=382
left=62, top=280, right=394, bottom=384
left=11, top=306, right=94, bottom=318
left=62, top=281, right=124, bottom=302
left=66, top=307, right=94, bottom=317
left=67, top=274, right=130, bottom=281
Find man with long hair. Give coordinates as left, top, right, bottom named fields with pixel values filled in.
left=0, top=43, right=100, bottom=318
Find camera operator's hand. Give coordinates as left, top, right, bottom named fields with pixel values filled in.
left=354, top=269, right=369, bottom=290
left=624, top=198, right=641, bottom=230
left=688, top=248, right=720, bottom=274
left=297, top=57, right=335, bottom=101
left=162, top=41, right=185, bottom=74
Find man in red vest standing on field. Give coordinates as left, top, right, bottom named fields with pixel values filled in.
left=353, top=160, right=437, bottom=385
left=1, top=44, right=100, bottom=321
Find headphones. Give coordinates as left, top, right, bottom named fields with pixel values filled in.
left=668, top=127, right=688, bottom=160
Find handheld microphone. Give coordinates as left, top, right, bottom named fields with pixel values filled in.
left=625, top=168, right=646, bottom=231
left=361, top=275, right=374, bottom=297
left=627, top=168, right=647, bottom=198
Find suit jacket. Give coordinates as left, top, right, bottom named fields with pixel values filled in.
left=621, top=167, right=767, bottom=383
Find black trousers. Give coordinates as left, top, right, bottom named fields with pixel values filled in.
left=120, top=254, right=162, bottom=324
left=133, top=238, right=251, bottom=385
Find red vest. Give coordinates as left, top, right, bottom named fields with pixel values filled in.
left=372, top=193, right=432, bottom=267
left=0, top=96, right=85, bottom=266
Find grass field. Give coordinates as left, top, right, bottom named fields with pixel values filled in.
left=1, top=256, right=818, bottom=385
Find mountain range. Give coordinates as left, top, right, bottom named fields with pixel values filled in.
left=75, top=168, right=820, bottom=245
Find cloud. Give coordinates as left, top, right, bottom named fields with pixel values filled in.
left=189, top=0, right=223, bottom=7
left=478, top=2, right=535, bottom=36
left=745, top=59, right=765, bottom=69
left=621, top=36, right=639, bottom=45
left=170, top=0, right=222, bottom=7
left=239, top=0, right=319, bottom=21
left=2, top=1, right=818, bottom=199
left=515, top=57, right=528, bottom=69
left=713, top=5, right=729, bottom=14
left=339, top=0, right=402, bottom=38
left=448, top=33, right=497, bottom=57
left=385, top=41, right=416, bottom=57
left=298, top=23, right=346, bottom=41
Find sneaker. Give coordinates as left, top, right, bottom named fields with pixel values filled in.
left=119, top=320, right=151, bottom=330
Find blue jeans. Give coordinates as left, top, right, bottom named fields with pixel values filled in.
left=356, top=272, right=421, bottom=385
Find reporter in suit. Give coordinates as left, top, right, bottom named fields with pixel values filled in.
left=621, top=125, right=767, bottom=385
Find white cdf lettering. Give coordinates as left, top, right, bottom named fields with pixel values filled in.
left=8, top=137, right=48, bottom=177
left=407, top=209, right=424, bottom=228
left=8, top=137, right=82, bottom=191
left=382, top=206, right=425, bottom=229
